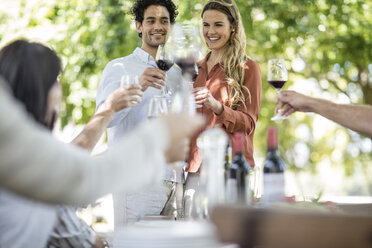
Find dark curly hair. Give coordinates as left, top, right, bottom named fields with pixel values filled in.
left=131, top=0, right=178, bottom=24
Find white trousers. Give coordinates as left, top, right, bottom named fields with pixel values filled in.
left=183, top=173, right=200, bottom=218
left=113, top=181, right=184, bottom=228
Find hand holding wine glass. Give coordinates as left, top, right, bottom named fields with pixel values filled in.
left=267, top=58, right=288, bottom=121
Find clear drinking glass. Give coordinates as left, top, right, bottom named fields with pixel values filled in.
left=120, top=74, right=139, bottom=87
left=147, top=95, right=168, bottom=119
left=267, top=58, right=288, bottom=121
left=120, top=74, right=140, bottom=105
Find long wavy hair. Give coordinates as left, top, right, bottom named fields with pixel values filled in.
left=202, top=0, right=250, bottom=109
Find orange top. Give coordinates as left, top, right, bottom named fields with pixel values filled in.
left=186, top=53, right=262, bottom=172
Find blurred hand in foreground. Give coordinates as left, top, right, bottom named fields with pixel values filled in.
left=160, top=113, right=205, bottom=163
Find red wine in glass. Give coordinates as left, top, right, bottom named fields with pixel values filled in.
left=268, top=80, right=287, bottom=90
left=267, top=58, right=288, bottom=121
left=156, top=59, right=173, bottom=72
left=175, top=58, right=198, bottom=81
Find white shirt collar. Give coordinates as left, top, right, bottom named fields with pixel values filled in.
left=133, top=47, right=155, bottom=65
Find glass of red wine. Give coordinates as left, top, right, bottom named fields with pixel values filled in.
left=171, top=23, right=205, bottom=108
left=268, top=58, right=288, bottom=121
left=155, top=43, right=174, bottom=97
left=156, top=44, right=174, bottom=72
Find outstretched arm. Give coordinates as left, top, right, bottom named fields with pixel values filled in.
left=72, top=84, right=142, bottom=151
left=276, top=90, right=372, bottom=138
left=0, top=82, right=204, bottom=205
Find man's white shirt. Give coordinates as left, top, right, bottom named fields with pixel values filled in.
left=96, top=47, right=184, bottom=183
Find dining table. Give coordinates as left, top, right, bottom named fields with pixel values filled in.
left=109, top=202, right=372, bottom=248
left=211, top=203, right=372, bottom=248
left=112, top=215, right=238, bottom=248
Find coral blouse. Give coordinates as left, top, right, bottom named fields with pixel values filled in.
left=186, top=53, right=262, bottom=172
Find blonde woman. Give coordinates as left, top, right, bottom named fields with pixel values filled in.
left=184, top=0, right=262, bottom=216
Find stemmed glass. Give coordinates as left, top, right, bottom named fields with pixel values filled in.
left=171, top=23, right=205, bottom=108
left=121, top=74, right=139, bottom=87
left=147, top=95, right=168, bottom=119
left=172, top=23, right=204, bottom=80
left=121, top=74, right=140, bottom=105
left=155, top=44, right=174, bottom=72
left=155, top=43, right=174, bottom=97
left=267, top=58, right=288, bottom=121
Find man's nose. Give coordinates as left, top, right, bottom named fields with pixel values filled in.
left=154, top=21, right=163, bottom=30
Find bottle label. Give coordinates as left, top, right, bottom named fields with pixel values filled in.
left=263, top=173, right=285, bottom=204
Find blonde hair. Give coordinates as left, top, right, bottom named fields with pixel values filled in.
left=202, top=0, right=250, bottom=109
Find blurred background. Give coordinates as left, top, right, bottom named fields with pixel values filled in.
left=1, top=0, right=371, bottom=231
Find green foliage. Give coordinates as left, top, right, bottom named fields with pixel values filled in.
left=0, top=0, right=371, bottom=181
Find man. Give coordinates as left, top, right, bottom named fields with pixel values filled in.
left=276, top=90, right=372, bottom=138
left=96, top=0, right=184, bottom=226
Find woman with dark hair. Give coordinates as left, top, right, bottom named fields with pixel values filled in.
left=0, top=40, right=61, bottom=128
left=0, top=40, right=144, bottom=248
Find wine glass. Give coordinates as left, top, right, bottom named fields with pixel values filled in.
left=120, top=74, right=139, bottom=87
left=267, top=58, right=288, bottom=121
left=121, top=74, right=140, bottom=105
left=155, top=43, right=174, bottom=97
left=147, top=95, right=168, bottom=119
left=155, top=44, right=174, bottom=72
left=172, top=23, right=204, bottom=80
left=171, top=23, right=205, bottom=108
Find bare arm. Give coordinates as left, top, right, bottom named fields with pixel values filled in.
left=277, top=90, right=372, bottom=138
left=312, top=100, right=372, bottom=138
left=72, top=85, right=143, bottom=151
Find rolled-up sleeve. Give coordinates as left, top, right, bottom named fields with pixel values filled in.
left=0, top=82, right=169, bottom=206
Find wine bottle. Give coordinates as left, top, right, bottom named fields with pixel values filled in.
left=225, top=138, right=240, bottom=204
left=232, top=132, right=251, bottom=204
left=224, top=139, right=232, bottom=185
left=262, top=126, right=286, bottom=204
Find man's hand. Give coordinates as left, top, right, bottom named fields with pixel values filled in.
left=139, top=68, right=166, bottom=91
left=160, top=114, right=205, bottom=163
left=276, top=90, right=315, bottom=116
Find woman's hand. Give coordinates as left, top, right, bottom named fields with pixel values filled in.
left=160, top=113, right=205, bottom=163
left=106, top=84, right=143, bottom=112
left=194, top=87, right=223, bottom=115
